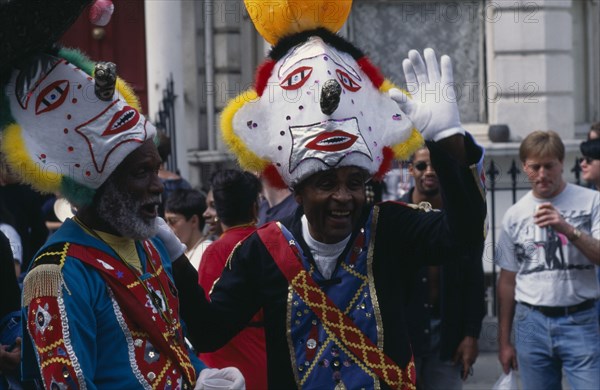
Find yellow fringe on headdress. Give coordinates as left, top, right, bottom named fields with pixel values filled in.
left=220, top=89, right=270, bottom=172
left=379, top=79, right=397, bottom=93
left=1, top=123, right=63, bottom=193
left=392, top=128, right=424, bottom=161
left=378, top=80, right=424, bottom=160
left=115, top=78, right=141, bottom=111
left=22, top=264, right=66, bottom=306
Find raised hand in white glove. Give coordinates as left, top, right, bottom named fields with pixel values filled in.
left=155, top=217, right=187, bottom=260
left=195, top=367, right=246, bottom=390
left=389, top=48, right=464, bottom=142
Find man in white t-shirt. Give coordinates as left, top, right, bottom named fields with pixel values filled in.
left=497, top=130, right=600, bottom=389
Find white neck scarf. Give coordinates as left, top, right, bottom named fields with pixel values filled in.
left=301, top=214, right=350, bottom=279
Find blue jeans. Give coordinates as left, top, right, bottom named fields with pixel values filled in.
left=414, top=318, right=463, bottom=390
left=597, top=268, right=600, bottom=321
left=0, top=311, right=23, bottom=390
left=514, top=302, right=600, bottom=390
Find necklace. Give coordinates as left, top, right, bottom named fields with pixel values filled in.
left=73, top=216, right=177, bottom=335
left=185, top=235, right=207, bottom=257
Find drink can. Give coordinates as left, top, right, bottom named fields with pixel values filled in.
left=533, top=205, right=547, bottom=243
left=534, top=225, right=547, bottom=243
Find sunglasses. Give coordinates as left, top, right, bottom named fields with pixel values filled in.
left=581, top=156, right=598, bottom=164
left=413, top=161, right=433, bottom=172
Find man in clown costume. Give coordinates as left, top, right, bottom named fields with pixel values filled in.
left=174, top=1, right=487, bottom=389
left=0, top=1, right=244, bottom=389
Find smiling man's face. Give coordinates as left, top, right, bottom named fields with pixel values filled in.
left=409, top=148, right=439, bottom=197
left=295, top=166, right=367, bottom=244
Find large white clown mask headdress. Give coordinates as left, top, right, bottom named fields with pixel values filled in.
left=1, top=48, right=156, bottom=207
left=222, top=0, right=423, bottom=188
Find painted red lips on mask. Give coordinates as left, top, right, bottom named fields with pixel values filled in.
left=103, top=106, right=140, bottom=136
left=305, top=130, right=358, bottom=152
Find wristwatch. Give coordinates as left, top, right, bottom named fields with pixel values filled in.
left=569, top=228, right=582, bottom=242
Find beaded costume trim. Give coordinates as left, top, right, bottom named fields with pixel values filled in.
left=108, top=287, right=152, bottom=390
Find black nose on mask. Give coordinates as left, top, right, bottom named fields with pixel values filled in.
left=320, top=79, right=342, bottom=115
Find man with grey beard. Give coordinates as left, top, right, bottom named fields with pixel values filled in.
left=19, top=139, right=245, bottom=389
left=2, top=47, right=244, bottom=388
left=96, top=164, right=163, bottom=241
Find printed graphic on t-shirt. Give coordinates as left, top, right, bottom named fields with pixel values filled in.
left=515, top=212, right=594, bottom=276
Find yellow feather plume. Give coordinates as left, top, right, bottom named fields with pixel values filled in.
left=220, top=90, right=269, bottom=172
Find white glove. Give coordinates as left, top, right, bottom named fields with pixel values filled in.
left=195, top=367, right=246, bottom=390
left=155, top=217, right=186, bottom=260
left=389, top=48, right=465, bottom=142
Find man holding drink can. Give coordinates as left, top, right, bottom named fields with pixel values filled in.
left=496, top=131, right=600, bottom=389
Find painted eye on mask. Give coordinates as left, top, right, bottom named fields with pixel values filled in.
left=280, top=66, right=313, bottom=90
left=336, top=69, right=361, bottom=92
left=35, top=80, right=70, bottom=115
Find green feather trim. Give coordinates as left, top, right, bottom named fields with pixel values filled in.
left=61, top=176, right=96, bottom=209
left=57, top=47, right=95, bottom=75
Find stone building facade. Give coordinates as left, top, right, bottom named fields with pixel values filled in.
left=145, top=0, right=598, bottom=191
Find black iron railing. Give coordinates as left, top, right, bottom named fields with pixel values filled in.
left=154, top=74, right=178, bottom=173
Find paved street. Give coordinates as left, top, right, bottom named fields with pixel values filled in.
left=463, top=351, right=574, bottom=390
left=463, top=350, right=506, bottom=390
left=462, top=317, right=504, bottom=389
left=461, top=317, right=573, bottom=390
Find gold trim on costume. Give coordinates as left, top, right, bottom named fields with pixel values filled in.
left=298, top=333, right=335, bottom=387
left=225, top=241, right=242, bottom=270
left=342, top=279, right=369, bottom=316
left=286, top=284, right=302, bottom=389
left=367, top=207, right=383, bottom=390
left=291, top=271, right=381, bottom=385
left=23, top=243, right=71, bottom=306
left=23, top=264, right=66, bottom=306
left=40, top=357, right=71, bottom=368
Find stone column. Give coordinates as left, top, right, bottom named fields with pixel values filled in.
left=144, top=0, right=189, bottom=179
left=486, top=0, right=574, bottom=139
